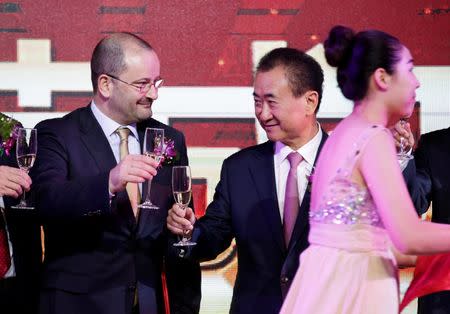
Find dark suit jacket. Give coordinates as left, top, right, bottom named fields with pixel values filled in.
left=0, top=135, right=42, bottom=314
left=188, top=133, right=327, bottom=314
left=32, top=105, right=200, bottom=314
left=405, top=127, right=450, bottom=314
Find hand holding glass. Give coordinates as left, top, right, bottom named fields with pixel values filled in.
left=138, top=128, right=164, bottom=210
left=12, top=128, right=37, bottom=210
left=397, top=119, right=413, bottom=161
left=172, top=166, right=196, bottom=247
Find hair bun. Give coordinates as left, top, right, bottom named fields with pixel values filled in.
left=324, top=25, right=355, bottom=67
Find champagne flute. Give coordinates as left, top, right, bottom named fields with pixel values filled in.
left=397, top=119, right=414, bottom=161
left=12, top=128, right=37, bottom=210
left=172, top=166, right=196, bottom=247
left=138, top=128, right=164, bottom=210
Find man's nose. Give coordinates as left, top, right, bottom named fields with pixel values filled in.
left=145, top=84, right=158, bottom=100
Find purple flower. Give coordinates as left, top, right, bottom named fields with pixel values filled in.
left=157, top=137, right=178, bottom=167
left=0, top=117, right=20, bottom=157
left=163, top=139, right=176, bottom=158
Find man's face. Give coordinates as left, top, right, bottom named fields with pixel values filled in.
left=253, top=66, right=311, bottom=148
left=109, top=48, right=161, bottom=125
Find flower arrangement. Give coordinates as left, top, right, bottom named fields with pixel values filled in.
left=159, top=137, right=179, bottom=166
left=0, top=113, right=21, bottom=157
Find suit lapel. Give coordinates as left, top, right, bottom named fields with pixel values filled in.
left=288, top=132, right=328, bottom=251
left=249, top=141, right=285, bottom=253
left=78, top=105, right=135, bottom=227
left=78, top=105, right=117, bottom=174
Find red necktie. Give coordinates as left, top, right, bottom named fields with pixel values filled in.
left=0, top=212, right=11, bottom=277
left=283, top=152, right=303, bottom=247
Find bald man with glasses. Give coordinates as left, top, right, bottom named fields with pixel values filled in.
left=32, top=32, right=200, bottom=314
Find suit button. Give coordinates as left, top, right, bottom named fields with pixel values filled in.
left=280, top=276, right=289, bottom=284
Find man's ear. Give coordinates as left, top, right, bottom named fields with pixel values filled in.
left=304, top=91, right=319, bottom=115
left=373, top=68, right=390, bottom=91
left=97, top=74, right=112, bottom=98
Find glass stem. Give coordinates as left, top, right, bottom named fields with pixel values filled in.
left=20, top=190, right=26, bottom=205
left=180, top=204, right=191, bottom=242
left=399, top=137, right=406, bottom=155
left=145, top=178, right=153, bottom=203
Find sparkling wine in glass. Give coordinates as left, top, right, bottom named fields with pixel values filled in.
left=172, top=166, right=196, bottom=247
left=12, top=128, right=37, bottom=210
left=138, top=128, right=164, bottom=210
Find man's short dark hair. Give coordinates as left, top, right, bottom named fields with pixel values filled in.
left=256, top=48, right=324, bottom=112
left=90, top=32, right=153, bottom=93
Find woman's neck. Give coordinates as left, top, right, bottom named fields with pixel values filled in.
left=352, top=99, right=389, bottom=127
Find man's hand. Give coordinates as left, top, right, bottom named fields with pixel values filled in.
left=167, top=203, right=195, bottom=236
left=391, top=120, right=415, bottom=152
left=0, top=165, right=32, bottom=198
left=108, top=154, right=158, bottom=195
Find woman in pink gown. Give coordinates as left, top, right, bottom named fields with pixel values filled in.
left=280, top=26, right=450, bottom=314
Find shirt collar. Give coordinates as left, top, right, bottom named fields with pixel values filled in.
left=274, top=122, right=323, bottom=168
left=90, top=100, right=139, bottom=139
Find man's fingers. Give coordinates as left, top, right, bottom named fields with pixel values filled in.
left=1, top=166, right=31, bottom=190
left=185, top=207, right=196, bottom=224
left=0, top=186, right=20, bottom=198
left=126, top=167, right=154, bottom=181
left=124, top=160, right=157, bottom=178
left=167, top=216, right=188, bottom=235
left=167, top=224, right=185, bottom=236
left=172, top=204, right=187, bottom=216
left=124, top=174, right=148, bottom=184
left=169, top=206, right=194, bottom=229
left=171, top=214, right=193, bottom=229
left=128, top=154, right=159, bottom=168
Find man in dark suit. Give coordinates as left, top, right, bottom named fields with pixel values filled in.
left=32, top=33, right=200, bottom=314
left=405, top=127, right=450, bottom=314
left=167, top=48, right=326, bottom=313
left=0, top=114, right=42, bottom=314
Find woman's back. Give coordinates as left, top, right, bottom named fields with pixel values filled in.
left=311, top=115, right=385, bottom=223
left=280, top=116, right=400, bottom=314
left=311, top=115, right=373, bottom=210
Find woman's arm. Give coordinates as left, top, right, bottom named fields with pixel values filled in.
left=359, top=130, right=450, bottom=255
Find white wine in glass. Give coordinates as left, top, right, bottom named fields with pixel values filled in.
left=172, top=166, right=196, bottom=247
left=12, top=128, right=37, bottom=210
left=138, top=128, right=164, bottom=210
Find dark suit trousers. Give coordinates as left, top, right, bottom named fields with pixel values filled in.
left=418, top=291, right=450, bottom=314
left=0, top=277, right=19, bottom=314
left=1, top=276, right=38, bottom=314
left=40, top=286, right=135, bottom=314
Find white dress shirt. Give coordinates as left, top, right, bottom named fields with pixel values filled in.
left=90, top=101, right=142, bottom=195
left=274, top=125, right=323, bottom=223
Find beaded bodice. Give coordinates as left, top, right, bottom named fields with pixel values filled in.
left=309, top=125, right=386, bottom=227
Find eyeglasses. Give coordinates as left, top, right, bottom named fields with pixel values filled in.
left=106, top=73, right=164, bottom=94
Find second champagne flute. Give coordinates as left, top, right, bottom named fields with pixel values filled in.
left=172, top=166, right=196, bottom=247
left=11, top=128, right=37, bottom=210
left=138, top=128, right=164, bottom=210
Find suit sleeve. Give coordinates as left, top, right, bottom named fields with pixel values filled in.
left=189, top=158, right=234, bottom=262
left=165, top=130, right=202, bottom=314
left=405, top=136, right=433, bottom=215
left=31, top=121, right=111, bottom=220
